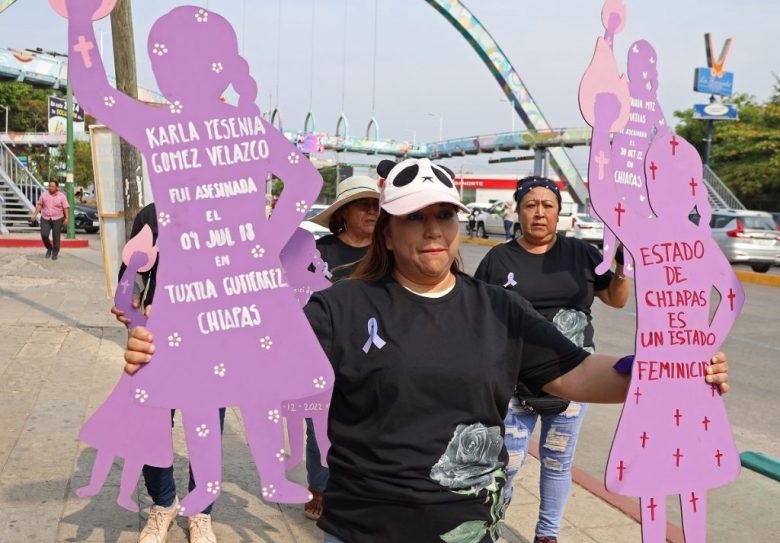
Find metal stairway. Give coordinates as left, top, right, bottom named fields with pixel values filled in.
left=0, top=140, right=45, bottom=233
left=702, top=164, right=746, bottom=211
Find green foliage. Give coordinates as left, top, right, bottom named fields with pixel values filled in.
left=674, top=87, right=780, bottom=210
left=74, top=141, right=94, bottom=187
left=0, top=81, right=61, bottom=132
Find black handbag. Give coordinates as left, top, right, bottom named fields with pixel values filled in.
left=514, top=381, right=570, bottom=416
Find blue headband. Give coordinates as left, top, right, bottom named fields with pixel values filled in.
left=514, top=176, right=562, bottom=206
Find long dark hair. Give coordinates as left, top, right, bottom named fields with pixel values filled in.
left=351, top=209, right=464, bottom=282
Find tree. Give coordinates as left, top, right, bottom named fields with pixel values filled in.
left=674, top=88, right=780, bottom=210
left=0, top=81, right=62, bottom=132
left=74, top=140, right=94, bottom=188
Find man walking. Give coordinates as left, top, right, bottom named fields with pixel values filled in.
left=31, top=180, right=69, bottom=260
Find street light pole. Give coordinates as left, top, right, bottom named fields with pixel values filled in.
left=0, top=105, right=8, bottom=133
left=428, top=112, right=443, bottom=141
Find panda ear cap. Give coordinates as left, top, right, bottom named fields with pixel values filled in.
left=377, top=160, right=397, bottom=179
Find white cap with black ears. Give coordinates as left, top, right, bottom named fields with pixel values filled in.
left=376, top=158, right=469, bottom=216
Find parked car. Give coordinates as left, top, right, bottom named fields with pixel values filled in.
left=569, top=213, right=604, bottom=245
left=458, top=202, right=492, bottom=223
left=474, top=202, right=521, bottom=239
left=299, top=204, right=330, bottom=240
left=709, top=209, right=780, bottom=273
left=29, top=204, right=99, bottom=234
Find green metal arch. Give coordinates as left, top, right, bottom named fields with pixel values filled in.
left=424, top=0, right=587, bottom=206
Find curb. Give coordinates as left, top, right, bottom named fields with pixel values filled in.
left=740, top=451, right=780, bottom=483
left=528, top=439, right=685, bottom=543
left=0, top=238, right=89, bottom=248
left=460, top=237, right=780, bottom=288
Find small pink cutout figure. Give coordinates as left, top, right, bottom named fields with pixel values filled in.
left=58, top=0, right=333, bottom=515
left=580, top=3, right=743, bottom=542
left=76, top=226, right=172, bottom=512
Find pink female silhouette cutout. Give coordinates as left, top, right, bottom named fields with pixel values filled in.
left=76, top=226, right=173, bottom=512
left=580, top=3, right=744, bottom=541
left=58, top=0, right=333, bottom=515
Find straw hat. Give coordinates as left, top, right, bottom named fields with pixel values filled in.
left=310, top=175, right=380, bottom=227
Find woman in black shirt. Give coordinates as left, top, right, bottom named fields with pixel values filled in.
left=123, top=159, right=728, bottom=543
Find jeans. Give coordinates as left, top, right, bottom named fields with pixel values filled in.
left=503, top=398, right=588, bottom=538
left=305, top=417, right=329, bottom=492
left=40, top=217, right=63, bottom=254
left=503, top=219, right=514, bottom=240
left=143, top=408, right=226, bottom=514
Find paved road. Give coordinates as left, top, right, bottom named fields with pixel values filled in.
left=459, top=240, right=780, bottom=542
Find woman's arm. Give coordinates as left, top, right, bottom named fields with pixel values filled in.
left=543, top=352, right=730, bottom=403
left=595, top=268, right=629, bottom=308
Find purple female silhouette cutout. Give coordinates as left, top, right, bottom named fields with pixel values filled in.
left=76, top=226, right=173, bottom=512
left=580, top=2, right=744, bottom=542
left=59, top=1, right=333, bottom=515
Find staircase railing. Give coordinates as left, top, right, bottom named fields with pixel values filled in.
left=0, top=140, right=46, bottom=210
left=0, top=194, right=8, bottom=235
left=702, top=164, right=745, bottom=210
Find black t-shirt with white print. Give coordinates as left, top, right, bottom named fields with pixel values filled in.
left=474, top=235, right=612, bottom=350
left=303, top=274, right=589, bottom=542
left=315, top=234, right=369, bottom=281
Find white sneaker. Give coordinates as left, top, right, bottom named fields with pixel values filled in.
left=188, top=513, right=217, bottom=543
left=139, top=497, right=178, bottom=543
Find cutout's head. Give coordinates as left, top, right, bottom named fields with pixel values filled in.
left=376, top=158, right=468, bottom=216
left=627, top=40, right=659, bottom=97
left=148, top=7, right=257, bottom=107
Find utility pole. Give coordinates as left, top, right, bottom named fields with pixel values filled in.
left=65, top=78, right=76, bottom=238
left=110, top=0, right=143, bottom=240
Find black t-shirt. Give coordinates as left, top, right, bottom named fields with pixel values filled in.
left=474, top=236, right=612, bottom=349
left=118, top=202, right=159, bottom=306
left=315, top=234, right=369, bottom=281
left=304, top=274, right=588, bottom=542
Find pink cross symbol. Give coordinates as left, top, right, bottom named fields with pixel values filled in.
left=633, top=387, right=642, bottom=405
left=640, top=431, right=649, bottom=448
left=727, top=288, right=736, bottom=311
left=120, top=279, right=131, bottom=294
left=689, top=177, right=698, bottom=196
left=617, top=460, right=627, bottom=481
left=669, top=135, right=679, bottom=155
left=689, top=491, right=699, bottom=513
left=702, top=416, right=711, bottom=431
left=715, top=449, right=723, bottom=467
left=614, top=202, right=625, bottom=227
left=674, top=408, right=683, bottom=426
left=673, top=447, right=684, bottom=467
left=594, top=151, right=609, bottom=180
left=710, top=384, right=718, bottom=397
left=73, top=35, right=95, bottom=68
left=647, top=498, right=658, bottom=521
left=649, top=161, right=658, bottom=180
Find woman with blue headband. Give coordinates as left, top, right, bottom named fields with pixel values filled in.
left=475, top=176, right=631, bottom=543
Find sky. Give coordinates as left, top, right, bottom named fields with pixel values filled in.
left=1, top=0, right=778, bottom=176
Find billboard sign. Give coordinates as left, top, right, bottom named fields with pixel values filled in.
left=48, top=96, right=85, bottom=134
left=693, top=103, right=738, bottom=121
left=693, top=67, right=734, bottom=96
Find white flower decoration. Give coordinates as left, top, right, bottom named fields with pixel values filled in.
left=295, top=200, right=308, bottom=214
left=195, top=8, right=209, bottom=22
left=251, top=245, right=265, bottom=259
left=103, top=96, right=116, bottom=108
left=274, top=448, right=285, bottom=462
left=158, top=212, right=171, bottom=226
left=152, top=43, right=168, bottom=56
left=267, top=409, right=280, bottom=423
left=206, top=481, right=221, bottom=495
left=134, top=388, right=149, bottom=403
left=178, top=505, right=186, bottom=515
left=212, top=62, right=223, bottom=74
left=260, top=336, right=273, bottom=350
left=168, top=332, right=182, bottom=347
left=287, top=152, right=300, bottom=164
left=196, top=424, right=210, bottom=437
left=262, top=484, right=276, bottom=498
left=213, top=363, right=226, bottom=377
left=169, top=100, right=183, bottom=114
left=313, top=376, right=327, bottom=390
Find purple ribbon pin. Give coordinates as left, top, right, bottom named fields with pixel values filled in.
left=362, top=317, right=386, bottom=353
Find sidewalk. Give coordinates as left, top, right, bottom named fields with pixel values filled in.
left=0, top=243, right=642, bottom=543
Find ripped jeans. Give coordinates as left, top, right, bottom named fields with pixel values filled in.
left=503, top=397, right=588, bottom=538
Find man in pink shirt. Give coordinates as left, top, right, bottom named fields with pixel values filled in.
left=31, top=180, right=69, bottom=260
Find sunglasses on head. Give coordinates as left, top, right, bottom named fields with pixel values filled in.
left=351, top=198, right=379, bottom=211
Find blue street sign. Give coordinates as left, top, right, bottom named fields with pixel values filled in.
left=693, top=103, right=738, bottom=121
left=694, top=67, right=734, bottom=96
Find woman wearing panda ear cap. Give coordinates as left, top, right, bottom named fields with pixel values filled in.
left=123, top=158, right=730, bottom=543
